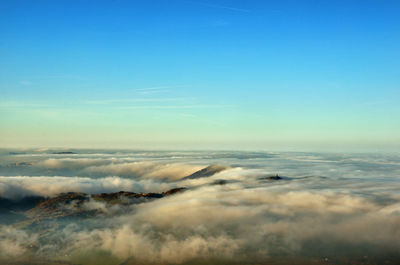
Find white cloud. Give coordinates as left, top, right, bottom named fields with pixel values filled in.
left=1, top=151, right=400, bottom=264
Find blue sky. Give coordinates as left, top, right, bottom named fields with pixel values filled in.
left=1, top=0, right=399, bottom=150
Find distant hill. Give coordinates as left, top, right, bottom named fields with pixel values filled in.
left=183, top=165, right=228, bottom=180
left=0, top=188, right=186, bottom=225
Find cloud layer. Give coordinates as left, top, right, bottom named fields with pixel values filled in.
left=1, top=150, right=400, bottom=264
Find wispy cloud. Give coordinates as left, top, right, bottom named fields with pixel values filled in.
left=19, top=81, right=32, bottom=86
left=118, top=104, right=233, bottom=110
left=0, top=102, right=51, bottom=108
left=180, top=113, right=197, bottom=118
left=360, top=100, right=389, bottom=106
left=134, top=85, right=191, bottom=95
left=85, top=98, right=187, bottom=105
left=184, top=1, right=250, bottom=13
left=135, top=86, right=171, bottom=92
left=26, top=74, right=90, bottom=81
left=0, top=98, right=191, bottom=108
left=135, top=86, right=171, bottom=95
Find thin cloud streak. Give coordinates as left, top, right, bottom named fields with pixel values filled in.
left=134, top=85, right=190, bottom=95
left=117, top=104, right=233, bottom=110
left=184, top=1, right=251, bottom=13
left=0, top=102, right=52, bottom=108
left=138, top=90, right=170, bottom=95
left=23, top=74, right=91, bottom=81
left=135, top=86, right=171, bottom=92
left=85, top=98, right=188, bottom=105
left=0, top=98, right=191, bottom=108
left=19, top=81, right=32, bottom=86
left=135, top=86, right=171, bottom=94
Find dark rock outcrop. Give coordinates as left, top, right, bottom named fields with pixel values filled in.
left=7, top=162, right=33, bottom=167
left=261, top=174, right=283, bottom=180
left=26, top=192, right=90, bottom=219
left=9, top=152, right=26, bottom=155
left=162, top=187, right=186, bottom=196
left=183, top=165, right=228, bottom=180
left=0, top=196, right=45, bottom=211
left=22, top=187, right=187, bottom=221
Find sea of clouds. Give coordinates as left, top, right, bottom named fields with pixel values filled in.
left=0, top=149, right=400, bottom=264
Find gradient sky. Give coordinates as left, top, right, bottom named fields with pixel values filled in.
left=1, top=0, right=399, bottom=150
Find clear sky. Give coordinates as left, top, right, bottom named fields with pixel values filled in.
left=1, top=0, right=399, bottom=151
